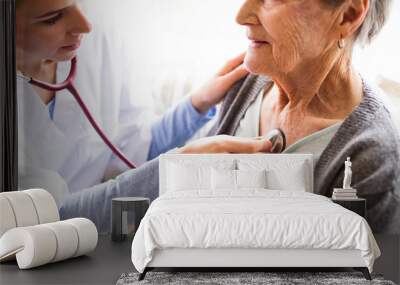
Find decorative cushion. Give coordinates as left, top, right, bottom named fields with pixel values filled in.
left=211, top=169, right=268, bottom=191
left=266, top=167, right=306, bottom=191
left=238, top=160, right=308, bottom=192
left=236, top=169, right=267, bottom=189
left=160, top=154, right=313, bottom=194
left=167, top=163, right=211, bottom=191
left=211, top=169, right=236, bottom=190
left=166, top=160, right=236, bottom=192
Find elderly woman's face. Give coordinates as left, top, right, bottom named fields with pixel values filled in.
left=16, top=0, right=92, bottom=63
left=236, top=0, right=340, bottom=76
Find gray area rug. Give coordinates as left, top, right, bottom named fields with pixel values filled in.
left=117, top=272, right=396, bottom=285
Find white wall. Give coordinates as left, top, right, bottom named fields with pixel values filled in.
left=83, top=0, right=400, bottom=114
left=353, top=0, right=400, bottom=83
left=117, top=0, right=246, bottom=113
left=113, top=0, right=400, bottom=112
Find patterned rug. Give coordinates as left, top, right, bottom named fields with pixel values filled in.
left=117, top=271, right=396, bottom=285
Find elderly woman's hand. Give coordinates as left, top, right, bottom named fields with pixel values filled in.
left=178, top=135, right=272, bottom=154
left=190, top=53, right=249, bottom=113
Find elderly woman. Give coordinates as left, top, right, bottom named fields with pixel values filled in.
left=62, top=0, right=399, bottom=234
left=198, top=0, right=399, bottom=233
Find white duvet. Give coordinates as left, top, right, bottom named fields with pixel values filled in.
left=131, top=190, right=380, bottom=273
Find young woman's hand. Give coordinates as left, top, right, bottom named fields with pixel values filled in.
left=178, top=135, right=272, bottom=154
left=190, top=52, right=249, bottom=113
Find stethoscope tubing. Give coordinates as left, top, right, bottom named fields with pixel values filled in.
left=17, top=57, right=287, bottom=170
left=65, top=83, right=137, bottom=169
left=18, top=57, right=137, bottom=169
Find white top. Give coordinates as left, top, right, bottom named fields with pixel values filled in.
left=283, top=123, right=342, bottom=166
left=17, top=6, right=155, bottom=204
left=234, top=88, right=342, bottom=165
left=234, top=88, right=264, bottom=138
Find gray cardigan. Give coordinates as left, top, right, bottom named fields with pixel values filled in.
left=61, top=75, right=400, bottom=234
left=208, top=75, right=400, bottom=234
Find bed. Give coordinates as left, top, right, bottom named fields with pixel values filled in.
left=131, top=154, right=380, bottom=281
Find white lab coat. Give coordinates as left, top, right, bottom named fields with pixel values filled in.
left=17, top=16, right=155, bottom=205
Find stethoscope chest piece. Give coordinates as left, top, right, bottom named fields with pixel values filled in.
left=265, top=128, right=286, bottom=153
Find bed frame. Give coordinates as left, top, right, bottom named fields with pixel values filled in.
left=138, top=154, right=372, bottom=281
left=139, top=249, right=371, bottom=280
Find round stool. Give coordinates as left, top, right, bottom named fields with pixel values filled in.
left=111, top=197, right=150, bottom=242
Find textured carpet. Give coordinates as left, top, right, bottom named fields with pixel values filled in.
left=117, top=271, right=396, bottom=285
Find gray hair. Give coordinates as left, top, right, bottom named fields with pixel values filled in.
left=322, top=0, right=392, bottom=46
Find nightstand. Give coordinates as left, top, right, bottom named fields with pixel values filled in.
left=111, top=197, right=150, bottom=242
left=331, top=198, right=366, bottom=218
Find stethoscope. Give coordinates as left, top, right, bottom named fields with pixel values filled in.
left=17, top=57, right=286, bottom=170
left=264, top=128, right=286, bottom=154
left=17, top=57, right=137, bottom=169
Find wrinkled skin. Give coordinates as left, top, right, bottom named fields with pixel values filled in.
left=236, top=0, right=369, bottom=146
left=238, top=0, right=341, bottom=76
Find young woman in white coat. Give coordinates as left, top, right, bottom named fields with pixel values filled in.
left=16, top=0, right=273, bottom=232
left=15, top=0, right=255, bottom=203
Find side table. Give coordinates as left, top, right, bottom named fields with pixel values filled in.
left=112, top=197, right=150, bottom=242
left=331, top=198, right=366, bottom=218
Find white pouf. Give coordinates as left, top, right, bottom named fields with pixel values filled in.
left=0, top=189, right=98, bottom=269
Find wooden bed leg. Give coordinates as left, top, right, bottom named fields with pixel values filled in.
left=138, top=268, right=148, bottom=281
left=354, top=267, right=372, bottom=280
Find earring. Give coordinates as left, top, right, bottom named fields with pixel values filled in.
left=338, top=37, right=345, bottom=49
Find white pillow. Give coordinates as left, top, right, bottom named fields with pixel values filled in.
left=238, top=159, right=308, bottom=192
left=211, top=169, right=268, bottom=190
left=166, top=159, right=236, bottom=192
left=167, top=163, right=211, bottom=191
left=211, top=168, right=236, bottom=190
left=236, top=169, right=267, bottom=189
left=266, top=165, right=306, bottom=191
